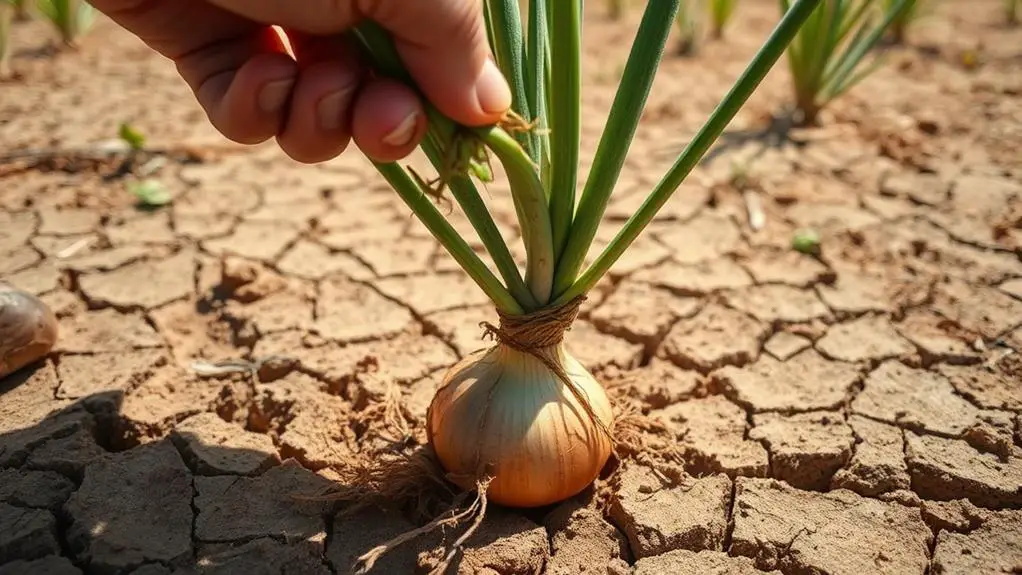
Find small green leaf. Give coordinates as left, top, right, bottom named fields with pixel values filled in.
left=792, top=228, right=821, bottom=254
left=118, top=122, right=145, bottom=151
left=128, top=179, right=171, bottom=207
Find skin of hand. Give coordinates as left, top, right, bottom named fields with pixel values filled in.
left=88, top=0, right=513, bottom=164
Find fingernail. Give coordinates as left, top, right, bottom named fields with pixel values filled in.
left=476, top=59, right=512, bottom=115
left=382, top=112, right=419, bottom=147
left=258, top=78, right=295, bottom=113
left=317, top=86, right=355, bottom=132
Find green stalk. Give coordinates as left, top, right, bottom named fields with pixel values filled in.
left=487, top=0, right=534, bottom=153
left=350, top=23, right=535, bottom=310
left=546, top=0, right=583, bottom=264
left=554, top=0, right=822, bottom=305
left=552, top=0, right=680, bottom=297
left=478, top=127, right=555, bottom=304
left=374, top=162, right=523, bottom=315
left=525, top=0, right=550, bottom=173
left=418, top=135, right=539, bottom=310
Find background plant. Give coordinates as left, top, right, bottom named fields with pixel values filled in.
left=676, top=0, right=701, bottom=54
left=709, top=0, right=741, bottom=38
left=781, top=0, right=914, bottom=125
left=35, top=0, right=94, bottom=47
left=1008, top=0, right=1019, bottom=25
left=607, top=0, right=627, bottom=20
left=883, top=0, right=928, bottom=43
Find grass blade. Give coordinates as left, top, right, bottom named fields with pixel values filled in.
left=555, top=0, right=822, bottom=304
left=552, top=0, right=681, bottom=297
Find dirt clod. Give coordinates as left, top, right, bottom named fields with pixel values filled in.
left=730, top=477, right=932, bottom=574
left=905, top=431, right=1022, bottom=509
left=715, top=349, right=861, bottom=413
left=198, top=538, right=330, bottom=575
left=64, top=440, right=193, bottom=572
left=831, top=415, right=911, bottom=497
left=0, top=503, right=60, bottom=563
left=762, top=331, right=812, bottom=361
left=653, top=395, right=769, bottom=478
left=817, top=314, right=916, bottom=363
left=0, top=556, right=81, bottom=575
left=659, top=303, right=767, bottom=374
left=545, top=495, right=629, bottom=575
left=853, top=360, right=982, bottom=436
left=750, top=411, right=854, bottom=490
left=169, top=412, right=279, bottom=476
left=193, top=460, right=333, bottom=543
left=930, top=510, right=1022, bottom=574
left=0, top=468, right=75, bottom=511
left=417, top=510, right=551, bottom=575
left=634, top=549, right=781, bottom=574
left=608, top=463, right=731, bottom=559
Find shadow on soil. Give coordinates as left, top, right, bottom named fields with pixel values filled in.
left=0, top=362, right=515, bottom=575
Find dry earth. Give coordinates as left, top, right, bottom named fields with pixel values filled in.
left=2, top=1, right=1022, bottom=574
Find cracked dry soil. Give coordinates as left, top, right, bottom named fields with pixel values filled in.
left=2, top=2, right=1022, bottom=574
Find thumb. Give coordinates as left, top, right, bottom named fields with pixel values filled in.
left=205, top=0, right=512, bottom=127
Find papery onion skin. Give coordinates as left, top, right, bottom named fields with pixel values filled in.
left=427, top=343, right=613, bottom=508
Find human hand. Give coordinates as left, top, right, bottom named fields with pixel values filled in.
left=90, top=0, right=512, bottom=164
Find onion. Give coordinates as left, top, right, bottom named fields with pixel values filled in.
left=0, top=286, right=59, bottom=379
left=427, top=342, right=613, bottom=508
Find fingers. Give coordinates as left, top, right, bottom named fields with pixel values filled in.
left=362, top=0, right=513, bottom=127
left=351, top=78, right=427, bottom=163
left=176, top=27, right=298, bottom=145
left=205, top=0, right=512, bottom=127
left=274, top=34, right=363, bottom=163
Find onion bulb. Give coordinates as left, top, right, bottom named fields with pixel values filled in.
left=0, top=286, right=59, bottom=379
left=427, top=342, right=613, bottom=508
